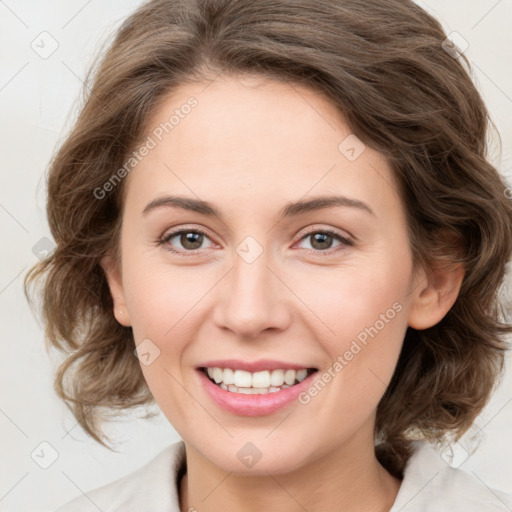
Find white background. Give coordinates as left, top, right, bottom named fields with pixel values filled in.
left=1, top=1, right=511, bottom=510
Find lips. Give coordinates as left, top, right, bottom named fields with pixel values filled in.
left=195, top=360, right=319, bottom=416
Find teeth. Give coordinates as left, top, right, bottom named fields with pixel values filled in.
left=252, top=371, right=270, bottom=388
left=233, top=369, right=252, bottom=388
left=204, top=367, right=312, bottom=390
left=222, top=368, right=235, bottom=385
left=212, top=367, right=223, bottom=384
left=296, top=369, right=307, bottom=382
left=284, top=369, right=296, bottom=385
left=223, top=383, right=293, bottom=394
left=270, top=369, right=285, bottom=387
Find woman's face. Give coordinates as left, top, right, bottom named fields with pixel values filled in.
left=105, top=74, right=428, bottom=473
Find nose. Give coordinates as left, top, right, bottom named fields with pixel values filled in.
left=212, top=247, right=291, bottom=339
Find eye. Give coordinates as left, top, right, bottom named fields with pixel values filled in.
left=295, top=229, right=354, bottom=255
left=159, top=226, right=354, bottom=257
left=159, top=228, right=215, bottom=255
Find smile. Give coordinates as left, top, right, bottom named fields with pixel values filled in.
left=201, top=367, right=316, bottom=394
left=197, top=364, right=319, bottom=415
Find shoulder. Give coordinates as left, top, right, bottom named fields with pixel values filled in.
left=56, top=440, right=186, bottom=512
left=390, top=441, right=512, bottom=512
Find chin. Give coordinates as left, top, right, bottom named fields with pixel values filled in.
left=192, top=437, right=310, bottom=475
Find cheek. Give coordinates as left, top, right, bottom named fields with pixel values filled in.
left=292, top=245, right=411, bottom=407
left=291, top=250, right=411, bottom=353
left=121, top=257, right=203, bottom=424
left=121, top=255, right=217, bottom=414
left=122, top=249, right=208, bottom=338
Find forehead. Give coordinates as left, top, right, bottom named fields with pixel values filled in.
left=142, top=74, right=356, bottom=167
left=123, top=75, right=402, bottom=222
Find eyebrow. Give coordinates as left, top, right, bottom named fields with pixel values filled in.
left=142, top=194, right=375, bottom=220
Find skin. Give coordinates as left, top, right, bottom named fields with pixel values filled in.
left=102, top=74, right=464, bottom=512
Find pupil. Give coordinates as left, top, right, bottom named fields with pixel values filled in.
left=312, top=233, right=332, bottom=250
left=182, top=232, right=202, bottom=249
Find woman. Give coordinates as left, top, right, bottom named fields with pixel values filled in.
left=25, top=0, right=512, bottom=510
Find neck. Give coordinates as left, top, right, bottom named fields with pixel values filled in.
left=179, top=434, right=402, bottom=512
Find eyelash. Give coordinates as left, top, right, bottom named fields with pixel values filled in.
left=158, top=226, right=354, bottom=257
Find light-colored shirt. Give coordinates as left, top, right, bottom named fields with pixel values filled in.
left=56, top=440, right=512, bottom=511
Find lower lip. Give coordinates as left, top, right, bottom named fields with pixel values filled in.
left=196, top=369, right=317, bottom=416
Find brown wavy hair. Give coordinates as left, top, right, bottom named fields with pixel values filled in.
left=24, top=0, right=512, bottom=476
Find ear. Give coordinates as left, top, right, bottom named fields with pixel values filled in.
left=100, top=254, right=132, bottom=327
left=407, top=245, right=465, bottom=330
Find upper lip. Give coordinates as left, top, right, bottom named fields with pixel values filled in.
left=197, top=359, right=317, bottom=372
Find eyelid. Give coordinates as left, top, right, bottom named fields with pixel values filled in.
left=293, top=227, right=354, bottom=255
left=159, top=224, right=354, bottom=256
left=159, top=225, right=216, bottom=254
left=295, top=224, right=354, bottom=242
